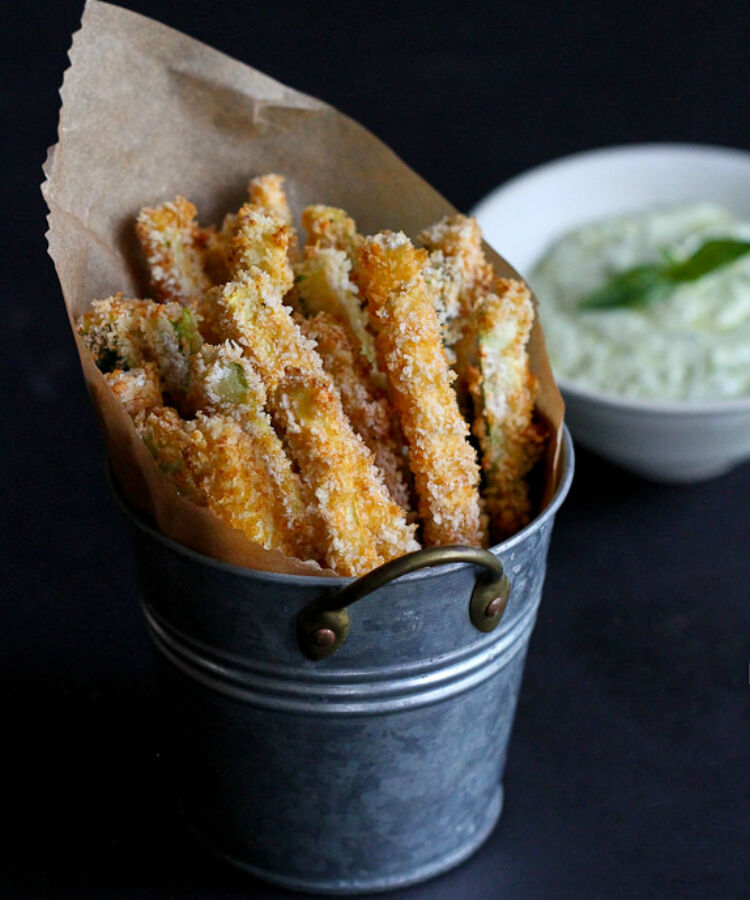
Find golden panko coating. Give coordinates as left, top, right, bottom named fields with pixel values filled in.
left=213, top=272, right=418, bottom=575
left=135, top=196, right=213, bottom=306
left=186, top=342, right=317, bottom=559
left=103, top=363, right=162, bottom=419
left=139, top=407, right=304, bottom=557
left=356, top=232, right=485, bottom=547
left=298, top=311, right=411, bottom=510
left=80, top=173, right=549, bottom=575
left=469, top=278, right=547, bottom=540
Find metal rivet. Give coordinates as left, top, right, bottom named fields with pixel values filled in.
left=484, top=597, right=505, bottom=618
left=312, top=627, right=337, bottom=647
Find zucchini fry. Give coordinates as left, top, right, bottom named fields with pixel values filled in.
left=249, top=173, right=293, bottom=226
left=356, top=232, right=485, bottom=547
left=298, top=312, right=411, bottom=509
left=469, top=279, right=547, bottom=540
left=248, top=173, right=299, bottom=262
left=292, top=246, right=377, bottom=367
left=186, top=342, right=316, bottom=560
left=421, top=215, right=547, bottom=540
left=139, top=407, right=302, bottom=557
left=78, top=294, right=202, bottom=398
left=227, top=203, right=294, bottom=293
left=421, top=249, right=463, bottom=363
left=189, top=198, right=295, bottom=342
left=419, top=214, right=494, bottom=293
left=103, top=363, right=162, bottom=419
left=419, top=214, right=494, bottom=392
left=212, top=272, right=418, bottom=575
left=205, top=174, right=295, bottom=280
left=135, top=196, right=213, bottom=306
left=302, top=205, right=361, bottom=255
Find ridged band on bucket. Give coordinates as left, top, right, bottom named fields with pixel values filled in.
left=143, top=592, right=538, bottom=714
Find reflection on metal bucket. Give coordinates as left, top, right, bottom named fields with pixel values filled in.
left=113, top=427, right=574, bottom=894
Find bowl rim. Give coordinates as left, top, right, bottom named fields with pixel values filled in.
left=471, top=141, right=750, bottom=224
left=472, top=141, right=750, bottom=415
left=557, top=376, right=750, bottom=415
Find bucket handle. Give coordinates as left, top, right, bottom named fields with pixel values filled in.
left=297, top=545, right=510, bottom=661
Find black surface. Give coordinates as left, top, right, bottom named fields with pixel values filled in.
left=3, top=1, right=749, bottom=897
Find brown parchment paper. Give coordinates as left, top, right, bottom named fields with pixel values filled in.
left=43, top=0, right=565, bottom=577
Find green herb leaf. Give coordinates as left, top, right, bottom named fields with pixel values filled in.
left=578, top=237, right=750, bottom=310
left=578, top=265, right=672, bottom=310
left=665, top=238, right=750, bottom=281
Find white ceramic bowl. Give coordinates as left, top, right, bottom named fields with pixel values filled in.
left=472, top=143, right=750, bottom=482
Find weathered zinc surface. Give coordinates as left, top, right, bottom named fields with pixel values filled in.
left=120, top=430, right=573, bottom=894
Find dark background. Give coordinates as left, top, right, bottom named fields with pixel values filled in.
left=3, top=1, right=749, bottom=897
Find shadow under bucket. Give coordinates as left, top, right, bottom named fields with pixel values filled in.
left=112, top=427, right=574, bottom=895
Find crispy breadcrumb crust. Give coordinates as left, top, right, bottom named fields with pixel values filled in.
left=419, top=214, right=494, bottom=293
left=135, top=196, right=213, bottom=306
left=248, top=174, right=293, bottom=226
left=419, top=214, right=494, bottom=397
left=356, top=232, right=485, bottom=547
left=139, top=407, right=302, bottom=557
left=213, top=272, right=418, bottom=575
left=469, top=279, right=547, bottom=540
left=298, top=312, right=411, bottom=510
left=302, top=205, right=361, bottom=256
left=228, top=203, right=295, bottom=293
left=421, top=215, right=546, bottom=539
left=421, top=249, right=464, bottom=362
left=79, top=177, right=549, bottom=574
left=186, top=342, right=316, bottom=560
left=198, top=174, right=295, bottom=293
left=291, top=246, right=378, bottom=367
left=248, top=173, right=298, bottom=261
left=103, top=363, right=162, bottom=418
left=78, top=294, right=202, bottom=398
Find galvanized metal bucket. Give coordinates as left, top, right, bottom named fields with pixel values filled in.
left=113, top=427, right=573, bottom=894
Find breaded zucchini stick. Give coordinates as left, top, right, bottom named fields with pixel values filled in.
left=186, top=342, right=316, bottom=560
left=421, top=249, right=463, bottom=364
left=419, top=214, right=494, bottom=389
left=78, top=294, right=202, bottom=398
left=103, top=363, right=162, bottom=419
left=302, top=205, right=361, bottom=256
left=212, top=271, right=418, bottom=575
left=205, top=173, right=295, bottom=277
left=228, top=203, right=294, bottom=294
left=248, top=173, right=299, bottom=261
left=422, top=215, right=546, bottom=540
left=139, top=407, right=303, bottom=557
left=135, top=175, right=296, bottom=331
left=298, top=312, right=411, bottom=509
left=249, top=173, right=293, bottom=226
left=420, top=214, right=494, bottom=294
left=292, top=246, right=378, bottom=367
left=356, top=232, right=485, bottom=547
left=469, top=279, right=547, bottom=540
left=135, top=196, right=214, bottom=306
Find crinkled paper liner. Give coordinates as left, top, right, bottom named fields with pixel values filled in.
left=43, top=0, right=565, bottom=577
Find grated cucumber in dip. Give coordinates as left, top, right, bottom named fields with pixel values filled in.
left=530, top=203, right=750, bottom=401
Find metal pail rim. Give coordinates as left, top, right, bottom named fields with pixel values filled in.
left=109, top=425, right=574, bottom=588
